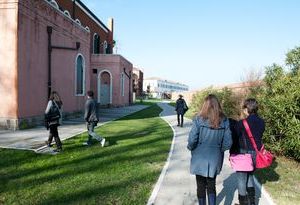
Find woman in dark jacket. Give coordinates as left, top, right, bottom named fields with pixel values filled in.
left=45, top=91, right=63, bottom=152
left=234, top=98, right=265, bottom=205
left=175, top=94, right=188, bottom=127
left=187, top=94, right=232, bottom=205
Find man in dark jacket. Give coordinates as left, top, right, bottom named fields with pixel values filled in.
left=84, top=90, right=106, bottom=147
left=175, top=94, right=188, bottom=127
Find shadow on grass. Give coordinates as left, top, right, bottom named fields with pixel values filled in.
left=9, top=144, right=169, bottom=191
left=42, top=172, right=158, bottom=205
left=1, top=136, right=170, bottom=184
left=0, top=103, right=174, bottom=204
left=255, top=159, right=280, bottom=184
left=254, top=160, right=279, bottom=205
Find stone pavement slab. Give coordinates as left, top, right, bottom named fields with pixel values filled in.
left=0, top=105, right=148, bottom=152
left=148, top=102, right=275, bottom=205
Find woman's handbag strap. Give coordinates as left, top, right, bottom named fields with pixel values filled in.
left=242, top=119, right=259, bottom=152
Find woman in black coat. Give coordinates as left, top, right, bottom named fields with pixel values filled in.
left=175, top=94, right=188, bottom=127
left=45, top=91, right=63, bottom=152
left=234, top=98, right=265, bottom=205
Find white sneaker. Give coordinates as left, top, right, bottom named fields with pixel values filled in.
left=101, top=138, right=106, bottom=147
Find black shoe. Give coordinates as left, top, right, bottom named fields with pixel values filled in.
left=237, top=195, right=248, bottom=205
left=247, top=187, right=256, bottom=205
left=177, top=124, right=180, bottom=127
left=45, top=141, right=52, bottom=147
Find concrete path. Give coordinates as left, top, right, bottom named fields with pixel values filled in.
left=0, top=105, right=148, bottom=152
left=149, top=102, right=275, bottom=205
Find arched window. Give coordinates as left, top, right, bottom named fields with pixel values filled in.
left=93, top=34, right=100, bottom=54
left=75, top=54, right=85, bottom=95
left=120, top=73, right=125, bottom=96
left=103, top=41, right=108, bottom=54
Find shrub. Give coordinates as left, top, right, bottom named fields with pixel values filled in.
left=258, top=65, right=300, bottom=160
left=188, top=87, right=241, bottom=119
left=188, top=47, right=300, bottom=161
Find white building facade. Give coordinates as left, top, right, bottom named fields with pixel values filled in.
left=143, top=77, right=189, bottom=99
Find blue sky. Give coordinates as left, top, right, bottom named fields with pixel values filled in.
left=82, top=0, right=300, bottom=90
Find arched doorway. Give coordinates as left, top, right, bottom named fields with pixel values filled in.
left=98, top=70, right=112, bottom=105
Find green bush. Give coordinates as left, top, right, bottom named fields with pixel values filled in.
left=188, top=87, right=241, bottom=119
left=188, top=47, right=300, bottom=161
left=258, top=64, right=300, bottom=160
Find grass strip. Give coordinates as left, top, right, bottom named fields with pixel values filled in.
left=0, top=104, right=173, bottom=205
left=255, top=156, right=300, bottom=205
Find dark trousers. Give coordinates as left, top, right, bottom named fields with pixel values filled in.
left=177, top=114, right=184, bottom=126
left=48, top=124, right=62, bottom=149
left=196, top=175, right=216, bottom=199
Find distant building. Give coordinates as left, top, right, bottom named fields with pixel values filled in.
left=132, top=67, right=144, bottom=98
left=143, top=77, right=189, bottom=99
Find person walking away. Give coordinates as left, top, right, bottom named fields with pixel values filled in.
left=234, top=98, right=265, bottom=205
left=175, top=94, right=188, bottom=127
left=45, top=91, right=63, bottom=152
left=84, top=90, right=106, bottom=147
left=187, top=94, right=232, bottom=205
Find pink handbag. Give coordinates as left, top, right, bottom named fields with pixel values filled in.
left=229, top=153, right=254, bottom=171
left=243, top=120, right=274, bottom=169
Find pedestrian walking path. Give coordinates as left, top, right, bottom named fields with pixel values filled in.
left=148, top=102, right=275, bottom=205
left=0, top=105, right=148, bottom=152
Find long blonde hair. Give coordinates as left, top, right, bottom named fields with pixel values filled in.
left=49, top=91, right=62, bottom=108
left=199, top=94, right=224, bottom=128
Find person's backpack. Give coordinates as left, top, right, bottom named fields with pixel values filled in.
left=45, top=101, right=61, bottom=121
left=183, top=101, right=189, bottom=113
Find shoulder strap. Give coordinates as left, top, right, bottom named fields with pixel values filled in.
left=52, top=100, right=59, bottom=110
left=243, top=119, right=259, bottom=151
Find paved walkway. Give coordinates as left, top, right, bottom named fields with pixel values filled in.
left=0, top=105, right=148, bottom=152
left=149, top=103, right=274, bottom=205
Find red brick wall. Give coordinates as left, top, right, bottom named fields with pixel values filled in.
left=55, top=0, right=113, bottom=54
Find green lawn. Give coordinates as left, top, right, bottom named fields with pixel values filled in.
left=255, top=156, right=300, bottom=205
left=0, top=105, right=173, bottom=205
left=168, top=102, right=176, bottom=107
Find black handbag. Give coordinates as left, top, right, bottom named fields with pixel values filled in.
left=45, top=101, right=61, bottom=121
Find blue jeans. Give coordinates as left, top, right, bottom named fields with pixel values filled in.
left=236, top=171, right=255, bottom=196
left=236, top=150, right=256, bottom=196
left=87, top=122, right=103, bottom=144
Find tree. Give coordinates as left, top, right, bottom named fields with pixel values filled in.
left=286, top=46, right=300, bottom=74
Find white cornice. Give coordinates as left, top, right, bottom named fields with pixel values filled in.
left=73, top=0, right=109, bottom=33
left=43, top=0, right=89, bottom=33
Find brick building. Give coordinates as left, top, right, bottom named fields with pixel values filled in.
left=132, top=67, right=144, bottom=98
left=0, top=0, right=133, bottom=130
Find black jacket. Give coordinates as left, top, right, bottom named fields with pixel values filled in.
left=231, top=114, right=265, bottom=154
left=175, top=98, right=188, bottom=115
left=84, top=98, right=99, bottom=123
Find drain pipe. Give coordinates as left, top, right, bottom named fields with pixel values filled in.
left=123, top=68, right=132, bottom=104
left=47, top=26, right=52, bottom=98
left=47, top=26, right=80, bottom=98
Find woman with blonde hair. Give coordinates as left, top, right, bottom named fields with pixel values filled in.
left=45, top=91, right=63, bottom=152
left=188, top=94, right=232, bottom=205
